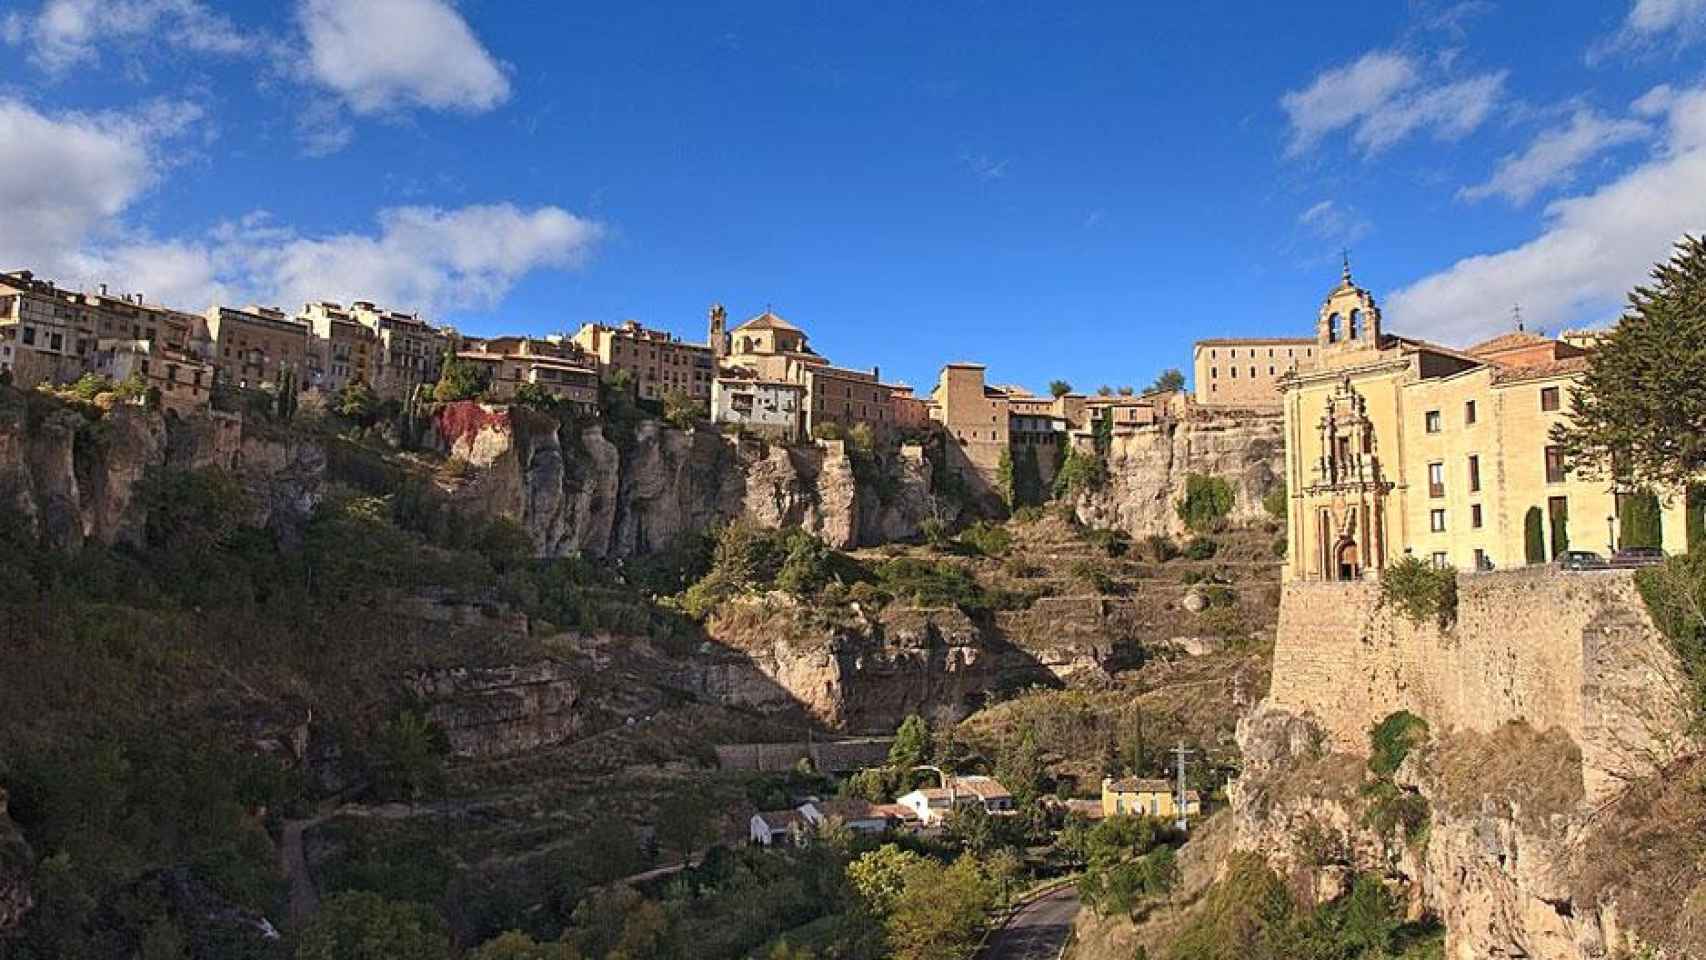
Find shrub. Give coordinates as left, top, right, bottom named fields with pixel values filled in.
left=662, top=389, right=703, bottom=430
left=875, top=557, right=987, bottom=611
left=1689, top=485, right=1706, bottom=553
left=920, top=517, right=951, bottom=549
left=1183, top=537, right=1219, bottom=561
left=432, top=353, right=490, bottom=403
left=1176, top=474, right=1234, bottom=533
left=1262, top=484, right=1288, bottom=521
left=1620, top=490, right=1664, bottom=549
left=1139, top=534, right=1178, bottom=563
left=1198, top=606, right=1245, bottom=639
left=1378, top=557, right=1458, bottom=629
left=1201, top=584, right=1237, bottom=608
left=1053, top=447, right=1107, bottom=499
left=1368, top=711, right=1429, bottom=777
left=1083, top=527, right=1131, bottom=558
left=959, top=521, right=1013, bottom=557
left=1635, top=554, right=1706, bottom=731
left=1068, top=559, right=1116, bottom=595
left=1010, top=505, right=1046, bottom=525
left=1524, top=506, right=1546, bottom=564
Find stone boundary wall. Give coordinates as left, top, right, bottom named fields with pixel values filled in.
left=1269, top=567, right=1692, bottom=801
left=714, top=737, right=895, bottom=773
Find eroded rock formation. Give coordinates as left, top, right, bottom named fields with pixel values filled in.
left=433, top=402, right=932, bottom=558
left=1072, top=411, right=1285, bottom=539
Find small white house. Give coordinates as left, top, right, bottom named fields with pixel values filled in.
left=896, top=775, right=1014, bottom=826
left=798, top=799, right=894, bottom=836
left=750, top=809, right=805, bottom=846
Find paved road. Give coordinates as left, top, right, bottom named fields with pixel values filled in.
left=980, top=886, right=1081, bottom=960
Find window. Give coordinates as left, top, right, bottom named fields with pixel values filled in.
left=1474, top=548, right=1487, bottom=571
left=20, top=326, right=33, bottom=346
left=1230, top=366, right=1237, bottom=378
left=1471, top=504, right=1483, bottom=528
left=1425, top=410, right=1441, bottom=433
left=1431, top=552, right=1449, bottom=568
left=1545, top=445, right=1567, bottom=484
left=1541, top=386, right=1560, bottom=411
left=1429, top=462, right=1445, bottom=498
left=1468, top=455, right=1481, bottom=492
left=1327, top=313, right=1341, bottom=343
left=1464, top=400, right=1477, bottom=425
left=1349, top=309, right=1362, bottom=339
left=1431, top=509, right=1446, bottom=532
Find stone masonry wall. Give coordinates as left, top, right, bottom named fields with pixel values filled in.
left=1269, top=567, right=1691, bottom=802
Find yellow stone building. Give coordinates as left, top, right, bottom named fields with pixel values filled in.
left=1280, top=265, right=1687, bottom=581
left=1100, top=777, right=1201, bottom=820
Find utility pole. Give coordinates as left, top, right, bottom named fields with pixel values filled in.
left=1171, top=742, right=1194, bottom=834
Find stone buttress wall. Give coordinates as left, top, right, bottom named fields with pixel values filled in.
left=1269, top=567, right=1690, bottom=801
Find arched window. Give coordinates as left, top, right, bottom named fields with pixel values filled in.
left=1327, top=313, right=1341, bottom=343
left=1349, top=309, right=1363, bottom=339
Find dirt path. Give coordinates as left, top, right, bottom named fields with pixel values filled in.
left=280, top=815, right=327, bottom=929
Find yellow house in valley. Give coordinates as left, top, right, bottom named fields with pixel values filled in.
left=1100, top=777, right=1201, bottom=820
left=1280, top=264, right=1687, bottom=581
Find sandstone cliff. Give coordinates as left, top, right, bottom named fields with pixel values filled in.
left=0, top=393, right=322, bottom=551
left=1072, top=412, right=1285, bottom=539
left=1224, top=571, right=1703, bottom=959
left=692, top=594, right=1138, bottom=732
left=433, top=402, right=932, bottom=558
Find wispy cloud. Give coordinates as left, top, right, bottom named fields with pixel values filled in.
left=1298, top=200, right=1373, bottom=246
left=1590, top=0, right=1706, bottom=61
left=960, top=151, right=1009, bottom=181
left=1280, top=50, right=1506, bottom=155
left=1460, top=107, right=1650, bottom=204
left=1, top=0, right=253, bottom=73
left=1390, top=83, right=1706, bottom=344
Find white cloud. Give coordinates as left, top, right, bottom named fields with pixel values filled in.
left=1592, top=0, right=1706, bottom=60
left=1280, top=50, right=1505, bottom=155
left=2, top=0, right=251, bottom=73
left=1298, top=200, right=1372, bottom=245
left=0, top=95, right=599, bottom=318
left=0, top=98, right=199, bottom=272
left=1460, top=108, right=1650, bottom=204
left=298, top=0, right=510, bottom=115
left=1388, top=84, right=1706, bottom=345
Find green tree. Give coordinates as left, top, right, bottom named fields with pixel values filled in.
left=434, top=353, right=490, bottom=403
left=1148, top=368, right=1186, bottom=394
left=1550, top=505, right=1570, bottom=558
left=886, top=856, right=991, bottom=960
left=1012, top=447, right=1043, bottom=507
left=847, top=844, right=924, bottom=917
left=661, top=389, right=702, bottom=430
left=1117, top=385, right=1135, bottom=396
left=1097, top=385, right=1114, bottom=397
left=335, top=381, right=380, bottom=425
left=995, top=729, right=1044, bottom=805
left=888, top=714, right=932, bottom=772
left=296, top=891, right=452, bottom=960
left=1689, top=485, right=1706, bottom=553
left=1620, top=490, right=1664, bottom=549
left=654, top=791, right=712, bottom=864
left=1552, top=236, right=1706, bottom=490
left=470, top=932, right=582, bottom=960
left=1524, top=507, right=1546, bottom=564
left=984, top=848, right=1026, bottom=908
left=371, top=710, right=449, bottom=801
left=1177, top=474, right=1234, bottom=533
left=1262, top=484, right=1288, bottom=521
left=1054, top=447, right=1108, bottom=499
left=1093, top=411, right=1114, bottom=456
left=996, top=449, right=1015, bottom=507
left=1048, top=380, right=1073, bottom=398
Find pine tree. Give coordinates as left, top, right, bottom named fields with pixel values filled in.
left=1553, top=235, right=1706, bottom=489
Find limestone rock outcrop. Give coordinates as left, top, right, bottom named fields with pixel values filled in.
left=433, top=402, right=931, bottom=558
left=407, top=661, right=584, bottom=759
left=693, top=595, right=1126, bottom=732
left=1072, top=411, right=1285, bottom=539
left=0, top=394, right=322, bottom=551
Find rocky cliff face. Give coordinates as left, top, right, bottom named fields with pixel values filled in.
left=692, top=595, right=1133, bottom=732
left=1231, top=701, right=1698, bottom=959
left=1073, top=412, right=1284, bottom=539
left=0, top=395, right=323, bottom=551
left=434, top=403, right=932, bottom=558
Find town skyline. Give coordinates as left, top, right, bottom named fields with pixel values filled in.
left=6, top=1, right=1706, bottom=393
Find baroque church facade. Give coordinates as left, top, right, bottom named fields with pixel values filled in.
left=1278, top=265, right=1688, bottom=581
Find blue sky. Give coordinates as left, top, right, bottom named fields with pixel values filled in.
left=4, top=1, right=1706, bottom=394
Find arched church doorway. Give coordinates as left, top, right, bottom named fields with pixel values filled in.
left=1335, top=539, right=1360, bottom=581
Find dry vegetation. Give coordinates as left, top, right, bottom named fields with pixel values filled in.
left=1425, top=723, right=1584, bottom=831
left=1574, top=756, right=1706, bottom=957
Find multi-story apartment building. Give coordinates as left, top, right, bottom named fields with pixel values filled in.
left=205, top=305, right=314, bottom=392
left=347, top=301, right=448, bottom=400
left=300, top=302, right=378, bottom=394
left=710, top=308, right=902, bottom=438
left=91, top=338, right=216, bottom=413
left=1193, top=336, right=1317, bottom=408
left=456, top=335, right=600, bottom=411
left=709, top=372, right=807, bottom=441
left=0, top=271, right=214, bottom=410
left=573, top=319, right=714, bottom=402
left=1279, top=266, right=1687, bottom=581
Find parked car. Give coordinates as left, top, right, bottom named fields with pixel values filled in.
left=1611, top=546, right=1667, bottom=567
left=1555, top=550, right=1608, bottom=571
